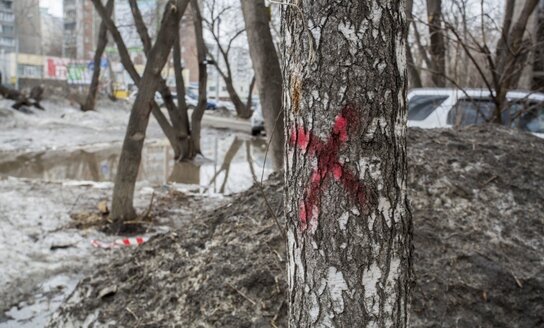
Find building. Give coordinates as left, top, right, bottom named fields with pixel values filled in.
left=41, top=8, right=63, bottom=57
left=14, top=0, right=42, bottom=55
left=63, top=0, right=99, bottom=59
left=0, top=0, right=15, bottom=53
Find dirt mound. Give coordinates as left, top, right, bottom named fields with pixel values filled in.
left=49, top=126, right=544, bottom=327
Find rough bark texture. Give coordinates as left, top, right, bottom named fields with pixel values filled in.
left=283, top=1, right=412, bottom=327
left=426, top=0, right=446, bottom=87
left=110, top=0, right=189, bottom=227
left=241, top=0, right=284, bottom=169
left=82, top=0, right=114, bottom=112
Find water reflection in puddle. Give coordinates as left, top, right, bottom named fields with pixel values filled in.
left=0, top=134, right=273, bottom=194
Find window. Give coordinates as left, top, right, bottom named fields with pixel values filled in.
left=0, top=36, right=13, bottom=46
left=408, top=95, right=448, bottom=121
left=0, top=12, right=14, bottom=22
left=447, top=98, right=544, bottom=133
left=447, top=99, right=495, bottom=126
left=18, top=64, right=43, bottom=78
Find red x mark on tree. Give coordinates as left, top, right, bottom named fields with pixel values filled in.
left=289, top=104, right=368, bottom=232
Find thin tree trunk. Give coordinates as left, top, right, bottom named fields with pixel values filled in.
left=245, top=74, right=256, bottom=110
left=427, top=0, right=447, bottom=87
left=82, top=0, right=114, bottom=112
left=173, top=23, right=192, bottom=158
left=283, top=1, right=412, bottom=326
left=190, top=0, right=207, bottom=155
left=223, top=75, right=251, bottom=118
left=110, top=0, right=189, bottom=227
left=406, top=0, right=422, bottom=88
left=241, top=0, right=284, bottom=169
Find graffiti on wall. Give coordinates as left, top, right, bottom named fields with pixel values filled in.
left=44, top=57, right=109, bottom=84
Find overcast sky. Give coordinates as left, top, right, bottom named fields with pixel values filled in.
left=40, top=0, right=63, bottom=17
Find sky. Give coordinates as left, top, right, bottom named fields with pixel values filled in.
left=40, top=0, right=63, bottom=17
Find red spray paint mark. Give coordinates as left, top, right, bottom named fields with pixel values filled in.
left=289, top=104, right=367, bottom=232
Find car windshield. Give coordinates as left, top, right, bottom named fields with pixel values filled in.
left=447, top=99, right=495, bottom=126
left=447, top=98, right=544, bottom=133
left=408, top=95, right=448, bottom=121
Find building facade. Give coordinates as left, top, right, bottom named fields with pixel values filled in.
left=63, top=0, right=98, bottom=59
left=0, top=0, right=15, bottom=53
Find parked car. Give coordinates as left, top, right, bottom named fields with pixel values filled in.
left=408, top=88, right=544, bottom=138
left=251, top=105, right=265, bottom=136
left=216, top=100, right=236, bottom=112
left=185, top=90, right=217, bottom=110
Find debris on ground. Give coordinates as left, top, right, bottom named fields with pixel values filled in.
left=49, top=126, right=544, bottom=327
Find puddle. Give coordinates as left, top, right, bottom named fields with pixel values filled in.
left=0, top=134, right=273, bottom=195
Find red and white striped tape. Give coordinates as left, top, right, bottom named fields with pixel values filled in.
left=91, top=236, right=149, bottom=249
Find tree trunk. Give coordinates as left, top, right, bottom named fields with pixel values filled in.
left=406, top=0, right=422, bottom=88
left=426, top=0, right=446, bottom=87
left=81, top=0, right=114, bottom=112
left=190, top=0, right=207, bottom=155
left=283, top=1, right=412, bottom=326
left=173, top=22, right=193, bottom=159
left=223, top=75, right=252, bottom=118
left=110, top=0, right=189, bottom=228
left=492, top=0, right=539, bottom=123
left=241, top=0, right=284, bottom=169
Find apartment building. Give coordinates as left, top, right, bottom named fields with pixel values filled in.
left=0, top=0, right=15, bottom=53
left=63, top=0, right=99, bottom=59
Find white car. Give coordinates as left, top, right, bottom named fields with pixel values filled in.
left=408, top=88, right=544, bottom=138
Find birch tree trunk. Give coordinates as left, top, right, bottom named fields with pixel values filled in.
left=241, top=0, right=284, bottom=169
left=283, top=1, right=412, bottom=326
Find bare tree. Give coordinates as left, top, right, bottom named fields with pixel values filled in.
left=283, top=0, right=412, bottom=326
left=204, top=0, right=255, bottom=118
left=444, top=0, right=540, bottom=123
left=240, top=0, right=284, bottom=169
left=81, top=0, right=114, bottom=112
left=106, top=0, right=190, bottom=228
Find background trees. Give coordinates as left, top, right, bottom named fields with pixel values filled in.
left=408, top=0, right=542, bottom=124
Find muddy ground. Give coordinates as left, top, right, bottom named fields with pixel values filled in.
left=47, top=125, right=544, bottom=327
left=0, top=97, right=271, bottom=327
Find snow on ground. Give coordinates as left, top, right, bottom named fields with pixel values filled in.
left=0, top=98, right=269, bottom=326
left=0, top=98, right=155, bottom=153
